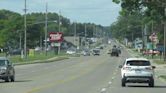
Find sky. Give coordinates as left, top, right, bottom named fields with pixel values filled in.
left=0, top=0, right=121, bottom=26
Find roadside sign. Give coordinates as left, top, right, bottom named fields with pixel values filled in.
left=51, top=42, right=61, bottom=47
left=149, top=32, right=158, bottom=42
left=49, top=32, right=63, bottom=42
left=29, top=49, right=35, bottom=57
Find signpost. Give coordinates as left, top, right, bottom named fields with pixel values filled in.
left=149, top=32, right=158, bottom=58
left=49, top=32, right=63, bottom=42
left=49, top=32, right=63, bottom=55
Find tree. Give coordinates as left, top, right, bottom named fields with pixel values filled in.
left=0, top=9, right=105, bottom=49
left=111, top=0, right=166, bottom=42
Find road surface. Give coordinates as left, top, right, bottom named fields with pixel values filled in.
left=0, top=45, right=166, bottom=93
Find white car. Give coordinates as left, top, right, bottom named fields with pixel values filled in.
left=119, top=58, right=156, bottom=87
left=66, top=50, right=76, bottom=55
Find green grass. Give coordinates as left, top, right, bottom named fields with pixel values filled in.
left=153, top=59, right=166, bottom=65
left=1, top=51, right=69, bottom=64
left=159, top=75, right=166, bottom=80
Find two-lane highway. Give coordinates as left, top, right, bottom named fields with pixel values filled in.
left=0, top=44, right=166, bottom=93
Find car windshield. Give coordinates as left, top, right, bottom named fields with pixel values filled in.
left=93, top=50, right=99, bottom=52
left=126, top=60, right=150, bottom=66
left=0, top=60, right=6, bottom=66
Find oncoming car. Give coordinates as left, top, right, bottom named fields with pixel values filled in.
left=0, top=57, right=15, bottom=82
left=92, top=49, right=100, bottom=56
left=119, top=58, right=155, bottom=87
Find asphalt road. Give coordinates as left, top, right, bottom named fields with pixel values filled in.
left=0, top=45, right=166, bottom=93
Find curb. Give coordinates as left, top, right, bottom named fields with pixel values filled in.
left=14, top=56, right=69, bottom=66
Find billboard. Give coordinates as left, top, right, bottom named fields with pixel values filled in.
left=49, top=32, right=63, bottom=42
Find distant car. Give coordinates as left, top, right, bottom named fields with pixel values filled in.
left=66, top=49, right=76, bottom=54
left=99, top=44, right=105, bottom=49
left=95, top=47, right=101, bottom=50
left=110, top=46, right=119, bottom=57
left=119, top=58, right=155, bottom=87
left=0, top=57, right=15, bottom=82
left=34, top=47, right=42, bottom=52
left=82, top=50, right=90, bottom=56
left=9, top=49, right=21, bottom=55
left=92, top=49, right=100, bottom=56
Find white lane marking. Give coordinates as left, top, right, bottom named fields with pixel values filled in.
left=111, top=77, right=115, bottom=80
left=101, top=88, right=107, bottom=93
left=31, top=71, right=35, bottom=72
left=108, top=81, right=112, bottom=85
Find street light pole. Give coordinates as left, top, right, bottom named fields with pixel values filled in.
left=45, top=2, right=48, bottom=56
left=24, top=0, right=27, bottom=59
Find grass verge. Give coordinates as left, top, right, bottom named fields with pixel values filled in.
left=14, top=56, right=69, bottom=65
left=153, top=59, right=166, bottom=65
left=1, top=51, right=70, bottom=65
left=159, top=75, right=166, bottom=81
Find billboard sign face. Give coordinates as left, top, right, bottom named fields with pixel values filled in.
left=49, top=32, right=63, bottom=42
left=149, top=32, right=158, bottom=42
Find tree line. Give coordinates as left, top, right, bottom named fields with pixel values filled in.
left=0, top=9, right=105, bottom=49
left=111, top=0, right=166, bottom=43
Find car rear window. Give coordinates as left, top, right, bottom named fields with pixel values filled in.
left=0, top=60, right=6, bottom=66
left=93, top=50, right=100, bottom=52
left=126, top=60, right=150, bottom=66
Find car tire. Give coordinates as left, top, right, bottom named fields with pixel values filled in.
left=5, top=76, right=10, bottom=82
left=121, top=78, right=126, bottom=87
left=10, top=75, right=15, bottom=82
left=149, top=78, right=154, bottom=87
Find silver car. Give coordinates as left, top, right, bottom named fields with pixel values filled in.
left=119, top=58, right=155, bottom=87
left=0, top=57, right=15, bottom=82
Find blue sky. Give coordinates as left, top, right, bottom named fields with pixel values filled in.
left=0, top=0, right=121, bottom=26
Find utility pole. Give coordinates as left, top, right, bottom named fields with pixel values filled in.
left=164, top=7, right=166, bottom=61
left=144, top=24, right=148, bottom=50
left=85, top=24, right=87, bottom=48
left=45, top=2, right=48, bottom=56
left=24, top=0, right=27, bottom=59
left=40, top=35, right=42, bottom=49
left=151, top=21, right=154, bottom=58
left=85, top=24, right=87, bottom=38
left=142, top=25, right=145, bottom=50
left=74, top=22, right=77, bottom=47
left=58, top=11, right=61, bottom=33
left=93, top=25, right=96, bottom=37
left=20, top=32, right=22, bottom=49
left=58, top=11, right=61, bottom=54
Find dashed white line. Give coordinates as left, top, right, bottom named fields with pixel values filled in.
left=101, top=88, right=107, bottom=93
left=111, top=77, right=115, bottom=80
left=108, top=81, right=112, bottom=85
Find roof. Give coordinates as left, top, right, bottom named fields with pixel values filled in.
left=126, top=58, right=149, bottom=61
